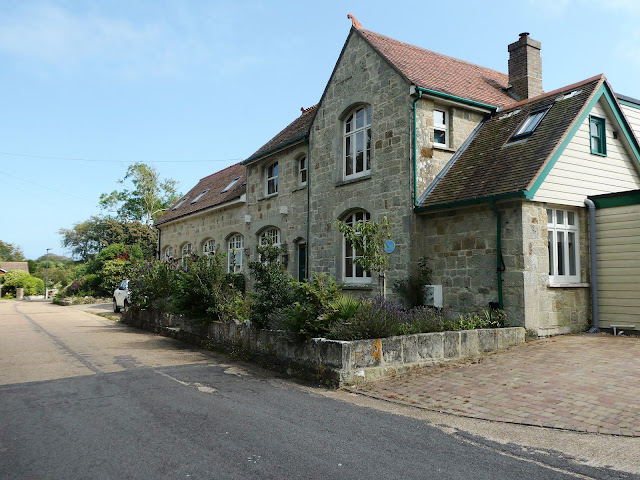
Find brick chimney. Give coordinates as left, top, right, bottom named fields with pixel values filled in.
left=507, top=32, right=543, bottom=101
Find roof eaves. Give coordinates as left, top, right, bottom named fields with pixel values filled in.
left=155, top=193, right=245, bottom=227
left=242, top=134, right=309, bottom=166
left=415, top=190, right=528, bottom=213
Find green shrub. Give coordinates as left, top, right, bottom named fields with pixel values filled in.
left=2, top=270, right=44, bottom=296
left=98, top=259, right=132, bottom=297
left=248, top=242, right=297, bottom=328
left=130, top=259, right=176, bottom=312
left=398, top=306, right=447, bottom=335
left=171, top=253, right=244, bottom=321
left=283, top=273, right=344, bottom=339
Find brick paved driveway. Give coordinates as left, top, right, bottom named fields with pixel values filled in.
left=350, top=334, right=640, bottom=437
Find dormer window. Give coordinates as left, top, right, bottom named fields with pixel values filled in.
left=511, top=106, right=551, bottom=141
left=190, top=189, right=209, bottom=204
left=266, top=162, right=278, bottom=196
left=221, top=177, right=241, bottom=193
left=433, top=109, right=449, bottom=147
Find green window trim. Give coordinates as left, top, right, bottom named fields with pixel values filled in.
left=589, top=115, right=606, bottom=156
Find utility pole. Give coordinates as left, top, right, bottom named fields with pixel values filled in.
left=45, top=248, right=51, bottom=300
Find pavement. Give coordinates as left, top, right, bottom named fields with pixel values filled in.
left=349, top=333, right=640, bottom=437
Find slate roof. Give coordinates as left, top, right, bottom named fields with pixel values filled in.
left=358, top=29, right=515, bottom=108
left=0, top=262, right=29, bottom=274
left=244, top=105, right=317, bottom=164
left=155, top=163, right=246, bottom=226
left=418, top=75, right=605, bottom=209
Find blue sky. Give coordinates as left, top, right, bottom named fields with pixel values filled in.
left=2, top=0, right=640, bottom=260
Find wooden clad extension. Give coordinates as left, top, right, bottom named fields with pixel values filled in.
left=534, top=100, right=640, bottom=206
left=620, top=103, right=640, bottom=140
left=595, top=202, right=640, bottom=330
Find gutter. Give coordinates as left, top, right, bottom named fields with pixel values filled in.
left=489, top=200, right=505, bottom=310
left=584, top=198, right=599, bottom=333
left=412, top=86, right=498, bottom=113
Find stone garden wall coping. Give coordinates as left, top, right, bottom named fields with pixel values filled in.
left=123, top=310, right=525, bottom=387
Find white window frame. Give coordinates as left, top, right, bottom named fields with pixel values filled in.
left=202, top=239, right=216, bottom=255
left=547, top=208, right=580, bottom=284
left=342, top=210, right=372, bottom=284
left=266, top=162, right=278, bottom=196
left=181, top=243, right=193, bottom=265
left=163, top=246, right=174, bottom=260
left=260, top=228, right=281, bottom=247
left=343, top=105, right=372, bottom=179
left=227, top=234, right=244, bottom=273
left=433, top=109, right=449, bottom=147
left=298, top=156, right=307, bottom=186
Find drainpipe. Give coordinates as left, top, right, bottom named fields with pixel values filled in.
left=584, top=198, right=599, bottom=333
left=306, top=139, right=311, bottom=281
left=489, top=200, right=504, bottom=310
left=157, top=227, right=161, bottom=260
left=412, top=88, right=423, bottom=207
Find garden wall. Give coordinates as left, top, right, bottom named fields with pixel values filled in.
left=123, top=310, right=526, bottom=386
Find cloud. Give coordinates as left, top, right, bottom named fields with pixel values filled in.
left=0, top=2, right=264, bottom=79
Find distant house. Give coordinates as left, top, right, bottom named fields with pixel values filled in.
left=155, top=17, right=640, bottom=336
left=0, top=262, right=29, bottom=275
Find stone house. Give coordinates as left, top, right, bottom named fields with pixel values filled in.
left=155, top=17, right=640, bottom=336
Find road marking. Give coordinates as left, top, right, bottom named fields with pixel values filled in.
left=155, top=371, right=217, bottom=394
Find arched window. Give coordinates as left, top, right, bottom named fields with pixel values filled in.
left=163, top=246, right=174, bottom=260
left=266, top=161, right=278, bottom=196
left=344, top=106, right=371, bottom=178
left=181, top=243, right=193, bottom=265
left=227, top=234, right=244, bottom=273
left=202, top=239, right=216, bottom=255
left=260, top=228, right=281, bottom=247
left=342, top=210, right=371, bottom=283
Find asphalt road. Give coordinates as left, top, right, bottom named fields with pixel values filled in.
left=0, top=301, right=632, bottom=479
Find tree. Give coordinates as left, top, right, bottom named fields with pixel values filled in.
left=59, top=216, right=157, bottom=261
left=0, top=241, right=25, bottom=261
left=99, top=163, right=181, bottom=225
left=334, top=216, right=392, bottom=298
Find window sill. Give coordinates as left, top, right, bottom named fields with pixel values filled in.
left=292, top=185, right=307, bottom=193
left=547, top=283, right=590, bottom=288
left=433, top=145, right=455, bottom=153
left=258, top=193, right=278, bottom=201
left=342, top=283, right=374, bottom=291
left=590, top=151, right=607, bottom=157
left=335, top=174, right=371, bottom=187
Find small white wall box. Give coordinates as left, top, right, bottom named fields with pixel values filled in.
left=279, top=206, right=288, bottom=215
left=424, top=285, right=443, bottom=308
left=244, top=215, right=251, bottom=223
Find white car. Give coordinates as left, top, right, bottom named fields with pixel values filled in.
left=113, top=279, right=130, bottom=313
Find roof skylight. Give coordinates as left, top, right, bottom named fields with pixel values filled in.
left=190, top=189, right=210, bottom=204
left=171, top=197, right=188, bottom=211
left=220, top=177, right=242, bottom=193
left=510, top=106, right=552, bottom=141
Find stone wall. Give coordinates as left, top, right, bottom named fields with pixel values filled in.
left=307, top=31, right=412, bottom=293
left=520, top=202, right=591, bottom=335
left=414, top=200, right=591, bottom=335
left=123, top=309, right=525, bottom=386
left=245, top=143, right=309, bottom=281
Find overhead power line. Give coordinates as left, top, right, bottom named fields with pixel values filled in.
left=0, top=151, right=243, bottom=164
